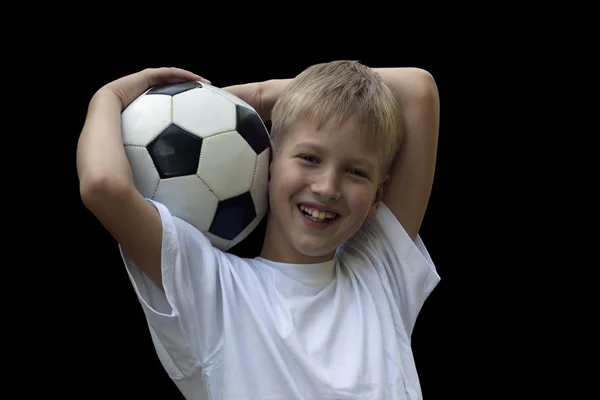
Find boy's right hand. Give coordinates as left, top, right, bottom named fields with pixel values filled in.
left=98, top=67, right=211, bottom=110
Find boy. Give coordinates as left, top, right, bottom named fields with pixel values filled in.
left=76, top=60, right=441, bottom=399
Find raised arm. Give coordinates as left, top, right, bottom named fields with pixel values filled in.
left=377, top=68, right=440, bottom=241
left=225, top=67, right=440, bottom=240
left=224, top=79, right=292, bottom=121
left=76, top=68, right=209, bottom=288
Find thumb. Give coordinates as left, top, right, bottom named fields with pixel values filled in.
left=108, top=67, right=212, bottom=109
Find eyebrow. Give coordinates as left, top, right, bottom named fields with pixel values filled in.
left=294, top=141, right=377, bottom=171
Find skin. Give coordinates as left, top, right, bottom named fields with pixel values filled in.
left=261, top=118, right=387, bottom=264
left=76, top=66, right=439, bottom=289
left=77, top=68, right=209, bottom=287
left=227, top=67, right=440, bottom=245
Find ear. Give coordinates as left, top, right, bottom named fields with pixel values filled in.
left=367, top=173, right=389, bottom=218
left=268, top=139, right=277, bottom=183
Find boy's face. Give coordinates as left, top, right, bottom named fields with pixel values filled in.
left=262, top=118, right=386, bottom=264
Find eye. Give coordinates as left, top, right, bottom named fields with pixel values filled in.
left=347, top=168, right=367, bottom=178
left=300, top=155, right=319, bottom=163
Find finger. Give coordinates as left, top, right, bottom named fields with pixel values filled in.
left=144, top=67, right=211, bottom=87
left=107, top=67, right=212, bottom=110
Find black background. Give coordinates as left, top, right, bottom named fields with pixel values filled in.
left=42, top=39, right=505, bottom=399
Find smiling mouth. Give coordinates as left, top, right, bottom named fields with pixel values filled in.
left=298, top=204, right=340, bottom=222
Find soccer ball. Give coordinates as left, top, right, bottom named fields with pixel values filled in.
left=121, top=81, right=271, bottom=251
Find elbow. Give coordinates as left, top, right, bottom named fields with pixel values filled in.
left=407, top=69, right=440, bottom=121
left=79, top=173, right=130, bottom=210
left=410, top=68, right=438, bottom=101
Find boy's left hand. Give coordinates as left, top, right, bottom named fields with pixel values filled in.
left=99, top=67, right=211, bottom=110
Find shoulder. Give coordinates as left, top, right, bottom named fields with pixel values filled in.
left=150, top=199, right=221, bottom=261
left=119, top=200, right=260, bottom=376
left=123, top=199, right=244, bottom=296
left=151, top=200, right=260, bottom=285
left=339, top=204, right=440, bottom=335
left=340, top=203, right=439, bottom=289
left=343, top=203, right=417, bottom=260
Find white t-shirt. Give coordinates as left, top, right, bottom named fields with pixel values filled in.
left=120, top=200, right=440, bottom=400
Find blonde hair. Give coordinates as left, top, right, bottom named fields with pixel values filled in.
left=270, top=60, right=403, bottom=177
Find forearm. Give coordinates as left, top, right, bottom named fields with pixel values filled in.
left=257, top=68, right=426, bottom=121
left=223, top=79, right=292, bottom=121
left=375, top=67, right=439, bottom=157
left=258, top=79, right=293, bottom=120
left=373, top=67, right=435, bottom=107
left=76, top=90, right=134, bottom=197
left=378, top=68, right=440, bottom=240
left=227, top=67, right=432, bottom=124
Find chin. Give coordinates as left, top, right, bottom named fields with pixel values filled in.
left=293, top=237, right=339, bottom=260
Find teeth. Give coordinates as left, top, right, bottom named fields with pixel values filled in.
left=300, top=204, right=337, bottom=220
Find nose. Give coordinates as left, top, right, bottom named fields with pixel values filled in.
left=311, top=168, right=341, bottom=200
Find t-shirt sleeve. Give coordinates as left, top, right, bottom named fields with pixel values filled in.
left=344, top=203, right=440, bottom=337
left=119, top=199, right=226, bottom=379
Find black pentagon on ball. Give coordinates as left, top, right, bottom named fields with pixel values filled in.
left=147, top=124, right=203, bottom=179
left=209, top=192, right=257, bottom=240
left=147, top=81, right=202, bottom=96
left=235, top=105, right=270, bottom=154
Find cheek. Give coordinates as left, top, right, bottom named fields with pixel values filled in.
left=275, top=160, right=304, bottom=186
left=345, top=187, right=377, bottom=212
left=269, top=160, right=303, bottom=200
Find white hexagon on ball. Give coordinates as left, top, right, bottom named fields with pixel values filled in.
left=204, top=84, right=255, bottom=111
left=121, top=94, right=172, bottom=146
left=198, top=131, right=258, bottom=200
left=153, top=175, right=219, bottom=232
left=123, top=146, right=160, bottom=199
left=250, top=149, right=270, bottom=219
left=172, top=88, right=236, bottom=139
